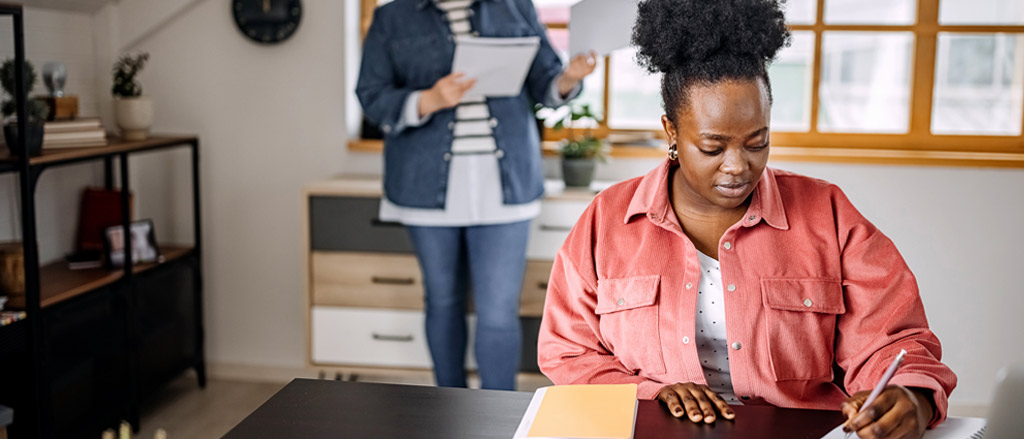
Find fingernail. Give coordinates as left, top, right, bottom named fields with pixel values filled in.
left=842, top=426, right=851, bottom=433
left=673, top=409, right=682, bottom=416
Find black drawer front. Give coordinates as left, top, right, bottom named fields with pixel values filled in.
left=519, top=317, right=542, bottom=373
left=310, top=196, right=414, bottom=253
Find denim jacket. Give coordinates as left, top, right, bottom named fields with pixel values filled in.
left=356, top=0, right=577, bottom=209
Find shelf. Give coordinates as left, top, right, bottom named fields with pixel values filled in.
left=347, top=138, right=1024, bottom=168
left=7, top=246, right=194, bottom=309
left=0, top=135, right=198, bottom=173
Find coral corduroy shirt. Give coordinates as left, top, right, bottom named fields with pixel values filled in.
left=538, top=159, right=957, bottom=426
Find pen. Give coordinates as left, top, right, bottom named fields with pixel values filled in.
left=844, top=349, right=907, bottom=438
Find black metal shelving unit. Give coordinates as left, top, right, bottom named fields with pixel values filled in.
left=0, top=4, right=206, bottom=437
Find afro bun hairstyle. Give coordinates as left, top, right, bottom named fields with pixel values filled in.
left=631, top=0, right=791, bottom=122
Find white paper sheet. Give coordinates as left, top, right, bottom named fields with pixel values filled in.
left=569, top=0, right=639, bottom=57
left=819, top=416, right=986, bottom=439
left=451, top=36, right=540, bottom=98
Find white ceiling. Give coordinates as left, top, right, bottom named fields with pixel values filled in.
left=20, top=0, right=111, bottom=14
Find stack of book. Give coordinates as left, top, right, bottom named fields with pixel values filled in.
left=43, top=117, right=107, bottom=148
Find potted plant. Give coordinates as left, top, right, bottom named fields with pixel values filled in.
left=1, top=59, right=50, bottom=156
left=112, top=52, right=152, bottom=141
left=552, top=103, right=608, bottom=188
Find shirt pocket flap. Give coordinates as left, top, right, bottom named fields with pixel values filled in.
left=595, top=275, right=661, bottom=314
left=761, top=278, right=845, bottom=314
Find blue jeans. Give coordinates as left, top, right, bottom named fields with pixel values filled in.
left=406, top=220, right=530, bottom=390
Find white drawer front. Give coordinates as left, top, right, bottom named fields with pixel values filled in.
left=312, top=307, right=476, bottom=369
left=527, top=200, right=590, bottom=260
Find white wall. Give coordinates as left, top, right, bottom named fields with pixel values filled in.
left=99, top=0, right=347, bottom=369
left=0, top=8, right=103, bottom=262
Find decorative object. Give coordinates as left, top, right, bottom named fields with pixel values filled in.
left=233, top=0, right=303, bottom=44
left=42, top=61, right=65, bottom=97
left=0, top=58, right=49, bottom=156
left=552, top=103, right=608, bottom=188
left=77, top=187, right=133, bottom=252
left=103, top=219, right=161, bottom=268
left=112, top=52, right=152, bottom=141
left=0, top=242, right=24, bottom=309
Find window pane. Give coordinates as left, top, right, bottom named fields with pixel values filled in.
left=784, top=0, right=817, bottom=25
left=608, top=47, right=663, bottom=129
left=932, top=33, right=1024, bottom=135
left=824, top=0, right=915, bottom=25
left=940, top=0, right=1024, bottom=25
left=818, top=32, right=914, bottom=133
left=768, top=31, right=814, bottom=132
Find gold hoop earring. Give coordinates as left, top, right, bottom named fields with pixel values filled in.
left=668, top=144, right=678, bottom=160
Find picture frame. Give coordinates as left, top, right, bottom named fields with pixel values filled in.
left=103, top=219, right=161, bottom=268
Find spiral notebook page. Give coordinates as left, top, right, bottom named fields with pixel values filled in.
left=819, top=416, right=986, bottom=439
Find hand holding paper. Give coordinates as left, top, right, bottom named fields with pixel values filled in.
left=451, top=36, right=540, bottom=98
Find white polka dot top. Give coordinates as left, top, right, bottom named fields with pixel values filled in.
left=695, top=251, right=739, bottom=404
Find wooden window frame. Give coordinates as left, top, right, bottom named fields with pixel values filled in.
left=356, top=0, right=1024, bottom=167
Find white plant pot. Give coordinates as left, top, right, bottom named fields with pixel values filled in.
left=115, top=96, right=153, bottom=141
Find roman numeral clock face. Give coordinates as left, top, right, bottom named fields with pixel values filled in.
left=233, top=0, right=303, bottom=44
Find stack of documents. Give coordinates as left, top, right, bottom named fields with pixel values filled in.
left=452, top=36, right=540, bottom=98
left=513, top=383, right=638, bottom=439
left=820, top=416, right=986, bottom=439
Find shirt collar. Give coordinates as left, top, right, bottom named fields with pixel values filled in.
left=624, top=158, right=789, bottom=231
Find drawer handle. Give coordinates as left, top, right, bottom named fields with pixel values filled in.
left=370, top=218, right=403, bottom=228
left=372, top=333, right=414, bottom=342
left=537, top=282, right=548, bottom=290
left=371, top=276, right=415, bottom=285
left=539, top=224, right=572, bottom=232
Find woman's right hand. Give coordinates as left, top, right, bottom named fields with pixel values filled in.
left=419, top=72, right=477, bottom=117
left=657, top=383, right=735, bottom=424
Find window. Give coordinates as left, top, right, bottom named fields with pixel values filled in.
left=361, top=0, right=1024, bottom=165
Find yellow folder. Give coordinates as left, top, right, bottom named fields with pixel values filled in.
left=526, top=383, right=638, bottom=439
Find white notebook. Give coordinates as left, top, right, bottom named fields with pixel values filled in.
left=819, top=416, right=986, bottom=439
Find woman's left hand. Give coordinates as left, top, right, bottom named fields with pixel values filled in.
left=564, top=51, right=598, bottom=82
left=556, top=51, right=598, bottom=96
left=841, top=385, right=935, bottom=439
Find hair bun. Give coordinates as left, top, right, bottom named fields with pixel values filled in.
left=632, top=0, right=790, bottom=74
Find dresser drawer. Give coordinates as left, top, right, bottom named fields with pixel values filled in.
left=312, top=252, right=423, bottom=310
left=312, top=307, right=476, bottom=369
left=520, top=259, right=553, bottom=317
left=310, top=196, right=414, bottom=253
left=527, top=200, right=589, bottom=259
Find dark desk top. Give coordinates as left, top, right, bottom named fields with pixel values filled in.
left=224, top=379, right=846, bottom=439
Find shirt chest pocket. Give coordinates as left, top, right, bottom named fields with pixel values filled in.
left=760, top=278, right=846, bottom=381
left=595, top=275, right=666, bottom=375
left=389, top=36, right=446, bottom=88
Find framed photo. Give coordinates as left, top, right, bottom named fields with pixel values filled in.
left=104, top=219, right=161, bottom=268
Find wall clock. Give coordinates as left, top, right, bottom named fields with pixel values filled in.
left=232, top=0, right=303, bottom=44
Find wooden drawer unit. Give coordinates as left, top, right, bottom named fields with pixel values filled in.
left=312, top=252, right=423, bottom=310
left=312, top=306, right=476, bottom=369
left=304, top=177, right=604, bottom=374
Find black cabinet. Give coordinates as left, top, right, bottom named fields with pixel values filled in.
left=0, top=130, right=204, bottom=437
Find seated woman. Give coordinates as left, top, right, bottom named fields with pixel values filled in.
left=537, top=0, right=957, bottom=438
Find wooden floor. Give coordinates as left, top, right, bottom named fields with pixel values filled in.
left=137, top=374, right=284, bottom=439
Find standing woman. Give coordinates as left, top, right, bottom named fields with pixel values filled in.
left=357, top=0, right=596, bottom=390
left=538, top=0, right=956, bottom=437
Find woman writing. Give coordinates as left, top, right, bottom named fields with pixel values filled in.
left=537, top=0, right=956, bottom=437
